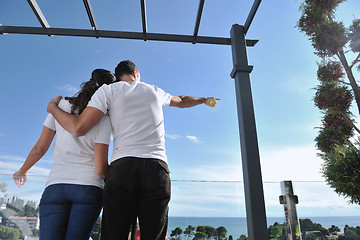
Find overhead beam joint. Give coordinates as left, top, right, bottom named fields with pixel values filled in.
left=27, top=0, right=50, bottom=28
left=193, top=0, right=205, bottom=44
left=83, top=0, right=97, bottom=30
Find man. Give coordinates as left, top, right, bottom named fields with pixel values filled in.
left=47, top=60, right=219, bottom=240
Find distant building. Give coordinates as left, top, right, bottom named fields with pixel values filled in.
left=26, top=200, right=37, bottom=210
left=6, top=216, right=39, bottom=236
left=8, top=196, right=24, bottom=211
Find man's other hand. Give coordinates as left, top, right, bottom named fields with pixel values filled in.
left=205, top=97, right=220, bottom=107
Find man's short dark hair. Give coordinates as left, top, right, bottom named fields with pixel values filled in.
left=115, top=60, right=138, bottom=81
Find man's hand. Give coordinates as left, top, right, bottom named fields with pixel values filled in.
left=47, top=96, right=62, bottom=113
left=205, top=97, right=220, bottom=108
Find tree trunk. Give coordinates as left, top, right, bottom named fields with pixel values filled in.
left=340, top=111, right=360, bottom=135
left=337, top=50, right=360, bottom=115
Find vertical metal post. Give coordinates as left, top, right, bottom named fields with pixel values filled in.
left=279, top=181, right=302, bottom=240
left=230, top=24, right=268, bottom=240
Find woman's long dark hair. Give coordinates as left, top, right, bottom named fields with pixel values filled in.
left=65, top=69, right=116, bottom=115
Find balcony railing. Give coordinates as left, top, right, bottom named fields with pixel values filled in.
left=1, top=174, right=360, bottom=240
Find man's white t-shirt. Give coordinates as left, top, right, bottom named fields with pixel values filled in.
left=43, top=99, right=111, bottom=189
left=88, top=81, right=171, bottom=164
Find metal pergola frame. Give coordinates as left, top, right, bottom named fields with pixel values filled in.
left=0, top=0, right=268, bottom=239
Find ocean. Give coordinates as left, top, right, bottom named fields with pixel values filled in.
left=167, top=216, right=360, bottom=239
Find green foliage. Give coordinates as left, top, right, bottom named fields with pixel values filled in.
left=338, top=225, right=360, bottom=239
left=300, top=218, right=329, bottom=239
left=237, top=235, right=247, bottom=240
left=304, top=232, right=321, bottom=240
left=349, top=19, right=360, bottom=53
left=0, top=225, right=21, bottom=240
left=184, top=225, right=196, bottom=239
left=310, top=0, right=344, bottom=13
left=193, top=232, right=207, bottom=240
left=321, top=142, right=360, bottom=204
left=0, top=182, right=7, bottom=193
left=315, top=124, right=350, bottom=153
left=267, top=222, right=285, bottom=239
left=204, top=226, right=216, bottom=238
left=322, top=112, right=353, bottom=132
left=298, top=2, right=327, bottom=35
left=317, top=61, right=344, bottom=83
left=298, top=0, right=347, bottom=57
left=328, top=224, right=340, bottom=233
left=188, top=225, right=225, bottom=240
left=314, top=82, right=353, bottom=112
left=215, top=226, right=227, bottom=240
left=313, top=68, right=354, bottom=153
left=92, top=217, right=102, bottom=233
left=32, top=229, right=39, bottom=236
left=196, top=226, right=206, bottom=234
left=171, top=227, right=183, bottom=237
left=312, top=21, right=347, bottom=57
left=17, top=204, right=38, bottom=217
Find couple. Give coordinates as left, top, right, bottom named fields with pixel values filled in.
left=14, top=60, right=219, bottom=240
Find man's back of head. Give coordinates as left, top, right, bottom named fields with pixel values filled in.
left=115, top=60, right=139, bottom=82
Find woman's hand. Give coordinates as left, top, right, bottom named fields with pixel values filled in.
left=13, top=171, right=28, bottom=188
left=47, top=96, right=62, bottom=113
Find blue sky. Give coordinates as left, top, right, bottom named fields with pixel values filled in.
left=1, top=0, right=360, bottom=218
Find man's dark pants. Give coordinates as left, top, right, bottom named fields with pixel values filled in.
left=101, top=157, right=171, bottom=240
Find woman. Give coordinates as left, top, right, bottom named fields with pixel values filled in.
left=13, top=69, right=116, bottom=240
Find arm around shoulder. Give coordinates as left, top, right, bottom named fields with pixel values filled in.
left=47, top=97, right=104, bottom=137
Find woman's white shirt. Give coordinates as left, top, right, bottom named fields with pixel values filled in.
left=43, top=99, right=111, bottom=189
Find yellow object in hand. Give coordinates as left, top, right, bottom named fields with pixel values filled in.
left=205, top=97, right=220, bottom=107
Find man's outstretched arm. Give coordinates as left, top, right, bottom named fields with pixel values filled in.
left=169, top=95, right=219, bottom=108
left=47, top=96, right=104, bottom=137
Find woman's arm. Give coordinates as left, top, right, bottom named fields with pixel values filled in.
left=94, top=143, right=109, bottom=179
left=13, top=126, right=56, bottom=187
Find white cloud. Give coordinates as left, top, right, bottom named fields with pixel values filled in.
left=169, top=182, right=245, bottom=217
left=165, top=134, right=180, bottom=140
left=175, top=145, right=325, bottom=182
left=184, top=164, right=242, bottom=181
left=0, top=155, right=25, bottom=162
left=260, top=145, right=324, bottom=182
left=165, top=134, right=202, bottom=143
left=57, top=84, right=78, bottom=94
left=186, top=135, right=202, bottom=144
left=0, top=161, right=50, bottom=176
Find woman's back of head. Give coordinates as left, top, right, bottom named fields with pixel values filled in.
left=66, top=69, right=116, bottom=115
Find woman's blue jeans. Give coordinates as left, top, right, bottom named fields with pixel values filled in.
left=39, top=183, right=103, bottom=240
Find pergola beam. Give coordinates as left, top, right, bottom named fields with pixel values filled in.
left=244, top=0, right=261, bottom=34
left=193, top=0, right=205, bottom=42
left=140, top=0, right=148, bottom=40
left=26, top=0, right=50, bottom=28
left=0, top=26, right=258, bottom=46
left=83, top=0, right=97, bottom=30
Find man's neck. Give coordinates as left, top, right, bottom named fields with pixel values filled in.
left=123, top=79, right=135, bottom=84
left=122, top=79, right=140, bottom=84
